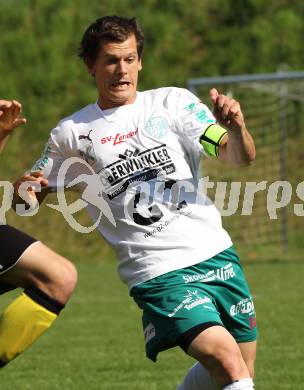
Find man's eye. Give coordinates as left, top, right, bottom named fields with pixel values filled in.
left=126, top=58, right=135, bottom=63
left=107, top=59, right=118, bottom=64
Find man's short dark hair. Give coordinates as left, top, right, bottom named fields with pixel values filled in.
left=78, top=15, right=144, bottom=64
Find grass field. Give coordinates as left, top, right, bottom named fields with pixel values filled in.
left=0, top=254, right=303, bottom=389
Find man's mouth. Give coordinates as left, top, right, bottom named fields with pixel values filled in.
left=111, top=81, right=131, bottom=90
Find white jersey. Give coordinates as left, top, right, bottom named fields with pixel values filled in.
left=32, top=87, right=232, bottom=289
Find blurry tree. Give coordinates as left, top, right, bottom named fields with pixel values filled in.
left=0, top=0, right=303, bottom=170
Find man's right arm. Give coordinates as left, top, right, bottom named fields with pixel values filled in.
left=12, top=171, right=51, bottom=212
left=12, top=121, right=83, bottom=213
left=12, top=129, right=66, bottom=212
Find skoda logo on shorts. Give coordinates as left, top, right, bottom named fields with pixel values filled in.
left=144, top=116, right=168, bottom=139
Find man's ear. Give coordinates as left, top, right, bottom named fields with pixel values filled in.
left=138, top=58, right=142, bottom=72
left=85, top=59, right=96, bottom=77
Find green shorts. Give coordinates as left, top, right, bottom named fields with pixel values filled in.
left=130, top=246, right=257, bottom=362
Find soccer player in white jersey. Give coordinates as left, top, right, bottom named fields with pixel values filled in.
left=14, top=16, right=256, bottom=389
left=0, top=99, right=77, bottom=368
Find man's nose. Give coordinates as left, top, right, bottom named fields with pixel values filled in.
left=116, top=60, right=127, bottom=74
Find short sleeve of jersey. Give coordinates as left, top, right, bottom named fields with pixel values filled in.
left=174, top=88, right=217, bottom=157
left=30, top=122, right=87, bottom=191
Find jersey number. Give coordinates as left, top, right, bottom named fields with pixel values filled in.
left=131, top=180, right=187, bottom=226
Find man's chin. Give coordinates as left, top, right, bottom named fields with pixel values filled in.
left=109, top=92, right=135, bottom=106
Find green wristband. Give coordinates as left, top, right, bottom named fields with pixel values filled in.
left=199, top=124, right=227, bottom=157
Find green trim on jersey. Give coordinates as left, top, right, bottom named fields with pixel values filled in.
left=199, top=124, right=227, bottom=157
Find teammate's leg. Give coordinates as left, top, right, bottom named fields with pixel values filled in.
left=0, top=228, right=77, bottom=366
left=1, top=241, right=77, bottom=304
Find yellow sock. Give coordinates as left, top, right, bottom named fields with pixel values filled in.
left=0, top=289, right=62, bottom=365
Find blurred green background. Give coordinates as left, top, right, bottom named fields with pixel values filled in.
left=1, top=0, right=304, bottom=260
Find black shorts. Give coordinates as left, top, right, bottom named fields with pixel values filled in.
left=0, top=225, right=37, bottom=275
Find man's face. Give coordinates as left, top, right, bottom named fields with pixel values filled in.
left=88, top=34, right=142, bottom=110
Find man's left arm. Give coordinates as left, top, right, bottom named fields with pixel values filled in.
left=209, top=88, right=256, bottom=166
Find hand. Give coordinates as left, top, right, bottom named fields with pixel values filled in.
left=14, top=171, right=48, bottom=208
left=0, top=99, right=27, bottom=132
left=209, top=88, right=245, bottom=132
